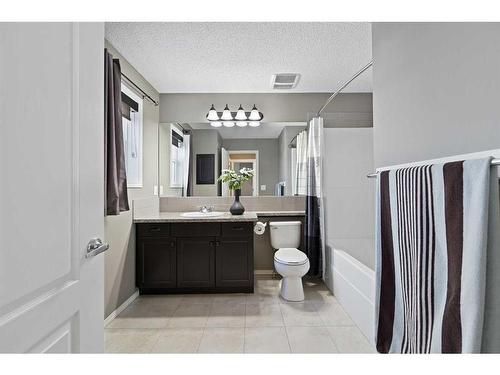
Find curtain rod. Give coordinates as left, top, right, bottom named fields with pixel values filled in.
left=287, top=60, right=374, bottom=147
left=121, top=73, right=159, bottom=107
left=317, top=60, right=373, bottom=117
left=366, top=158, right=500, bottom=178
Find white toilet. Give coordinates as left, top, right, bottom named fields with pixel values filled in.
left=269, top=221, right=310, bottom=302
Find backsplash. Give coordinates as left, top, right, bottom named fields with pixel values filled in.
left=159, top=196, right=305, bottom=212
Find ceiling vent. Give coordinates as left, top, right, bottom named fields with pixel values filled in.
left=271, top=73, right=300, bottom=90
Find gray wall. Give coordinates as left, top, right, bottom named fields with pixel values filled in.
left=104, top=41, right=159, bottom=318
left=222, top=138, right=279, bottom=196
left=372, top=23, right=500, bottom=168
left=191, top=129, right=221, bottom=196
left=159, top=93, right=372, bottom=123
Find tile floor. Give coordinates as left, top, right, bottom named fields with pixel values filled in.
left=105, top=278, right=376, bottom=354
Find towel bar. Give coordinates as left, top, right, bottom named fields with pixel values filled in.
left=366, top=158, right=500, bottom=178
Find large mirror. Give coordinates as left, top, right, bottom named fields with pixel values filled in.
left=158, top=122, right=307, bottom=197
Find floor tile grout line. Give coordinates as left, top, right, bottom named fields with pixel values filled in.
left=243, top=302, right=247, bottom=353
left=281, top=311, right=293, bottom=353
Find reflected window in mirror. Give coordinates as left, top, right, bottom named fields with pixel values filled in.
left=121, top=84, right=143, bottom=188
left=170, top=125, right=185, bottom=188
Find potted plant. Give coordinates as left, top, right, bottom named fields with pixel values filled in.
left=218, top=168, right=254, bottom=215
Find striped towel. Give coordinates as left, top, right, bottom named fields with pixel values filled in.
left=375, top=157, right=500, bottom=353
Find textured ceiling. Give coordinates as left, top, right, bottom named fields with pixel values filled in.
left=105, top=22, right=372, bottom=93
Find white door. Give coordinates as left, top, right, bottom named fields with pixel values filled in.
left=0, top=23, right=105, bottom=353
left=221, top=147, right=230, bottom=196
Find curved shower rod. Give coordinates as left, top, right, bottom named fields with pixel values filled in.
left=317, top=59, right=373, bottom=117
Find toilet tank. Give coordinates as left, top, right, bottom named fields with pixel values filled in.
left=269, top=221, right=301, bottom=249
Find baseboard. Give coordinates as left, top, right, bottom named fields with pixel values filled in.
left=104, top=289, right=139, bottom=327
left=254, top=269, right=274, bottom=276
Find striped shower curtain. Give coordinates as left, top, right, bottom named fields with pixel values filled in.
left=304, top=117, right=325, bottom=277
left=295, top=130, right=308, bottom=196
left=375, top=157, right=500, bottom=353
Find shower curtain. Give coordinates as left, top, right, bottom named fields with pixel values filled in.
left=304, top=117, right=325, bottom=277
left=104, top=49, right=129, bottom=215
left=295, top=130, right=308, bottom=196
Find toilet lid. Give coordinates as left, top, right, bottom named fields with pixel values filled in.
left=274, top=248, right=308, bottom=265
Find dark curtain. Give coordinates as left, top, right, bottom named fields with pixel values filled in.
left=104, top=49, right=129, bottom=215
left=305, top=171, right=322, bottom=276
left=185, top=130, right=193, bottom=196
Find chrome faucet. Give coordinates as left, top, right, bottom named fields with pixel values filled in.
left=200, top=205, right=214, bottom=213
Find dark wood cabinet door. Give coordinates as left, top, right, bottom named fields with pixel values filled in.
left=216, top=237, right=254, bottom=288
left=136, top=238, right=176, bottom=288
left=177, top=237, right=215, bottom=288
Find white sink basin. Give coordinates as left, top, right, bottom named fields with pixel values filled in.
left=180, top=211, right=225, bottom=218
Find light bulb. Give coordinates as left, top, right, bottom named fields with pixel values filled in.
left=210, top=121, right=222, bottom=127
left=221, top=104, right=233, bottom=121
left=222, top=121, right=235, bottom=127
left=236, top=121, right=248, bottom=127
left=248, top=121, right=260, bottom=127
left=206, top=104, right=219, bottom=121
left=248, top=104, right=261, bottom=121
left=235, top=105, right=247, bottom=121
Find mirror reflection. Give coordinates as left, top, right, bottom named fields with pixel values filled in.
left=158, top=122, right=307, bottom=197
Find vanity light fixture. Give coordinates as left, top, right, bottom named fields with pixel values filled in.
left=221, top=104, right=233, bottom=121
left=235, top=105, right=247, bottom=121
left=206, top=104, right=219, bottom=121
left=206, top=104, right=263, bottom=127
left=248, top=104, right=261, bottom=121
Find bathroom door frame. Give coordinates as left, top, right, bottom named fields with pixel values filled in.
left=228, top=150, right=259, bottom=196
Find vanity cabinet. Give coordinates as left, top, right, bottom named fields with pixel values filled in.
left=136, top=237, right=177, bottom=289
left=136, top=221, right=254, bottom=294
left=176, top=237, right=215, bottom=288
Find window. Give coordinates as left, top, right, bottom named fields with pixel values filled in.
left=121, top=84, right=143, bottom=188
left=170, top=125, right=185, bottom=188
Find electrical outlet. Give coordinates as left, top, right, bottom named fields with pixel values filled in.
left=260, top=185, right=266, bottom=191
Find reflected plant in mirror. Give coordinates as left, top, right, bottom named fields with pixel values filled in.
left=218, top=168, right=254, bottom=215
left=218, top=168, right=254, bottom=190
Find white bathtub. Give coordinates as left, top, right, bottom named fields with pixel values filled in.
left=324, top=245, right=376, bottom=344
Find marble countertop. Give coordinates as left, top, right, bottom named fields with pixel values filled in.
left=132, top=209, right=306, bottom=223
left=133, top=210, right=258, bottom=223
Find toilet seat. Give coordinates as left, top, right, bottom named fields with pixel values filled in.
left=274, top=248, right=308, bottom=266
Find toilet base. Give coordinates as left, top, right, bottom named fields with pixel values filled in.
left=280, top=277, right=305, bottom=302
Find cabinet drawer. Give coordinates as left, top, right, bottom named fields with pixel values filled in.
left=221, top=222, right=253, bottom=237
left=137, top=223, right=171, bottom=237
left=171, top=223, right=220, bottom=237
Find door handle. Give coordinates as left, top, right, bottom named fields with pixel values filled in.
left=85, top=238, right=109, bottom=258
